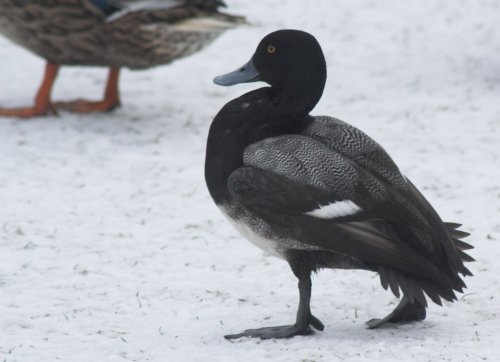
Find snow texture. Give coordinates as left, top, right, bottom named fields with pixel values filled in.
left=1, top=0, right=500, bottom=361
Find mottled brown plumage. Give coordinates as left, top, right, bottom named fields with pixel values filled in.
left=0, top=0, right=244, bottom=117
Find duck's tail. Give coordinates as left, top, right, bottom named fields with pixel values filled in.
left=378, top=222, right=473, bottom=307
left=445, top=222, right=474, bottom=267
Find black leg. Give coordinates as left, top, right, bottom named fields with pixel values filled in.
left=225, top=274, right=324, bottom=340
left=366, top=297, right=426, bottom=329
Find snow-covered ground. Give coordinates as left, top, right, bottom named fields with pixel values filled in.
left=1, top=0, right=500, bottom=361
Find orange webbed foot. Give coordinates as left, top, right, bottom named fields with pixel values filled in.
left=0, top=104, right=57, bottom=119
left=54, top=98, right=121, bottom=113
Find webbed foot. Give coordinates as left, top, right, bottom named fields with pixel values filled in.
left=367, top=298, right=426, bottom=329
left=0, top=104, right=57, bottom=118
left=54, top=67, right=121, bottom=114
left=225, top=314, right=324, bottom=340
left=54, top=98, right=120, bottom=113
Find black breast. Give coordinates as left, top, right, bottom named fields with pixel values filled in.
left=205, top=88, right=312, bottom=205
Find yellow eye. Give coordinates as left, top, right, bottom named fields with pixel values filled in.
left=267, top=45, right=276, bottom=54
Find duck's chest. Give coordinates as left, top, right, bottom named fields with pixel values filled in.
left=205, top=107, right=311, bottom=205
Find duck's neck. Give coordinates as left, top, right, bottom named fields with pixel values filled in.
left=205, top=87, right=314, bottom=204
left=273, top=71, right=325, bottom=117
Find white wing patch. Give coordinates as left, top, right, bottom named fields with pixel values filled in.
left=305, top=200, right=362, bottom=219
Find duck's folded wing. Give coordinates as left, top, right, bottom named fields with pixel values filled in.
left=307, top=117, right=473, bottom=274
left=229, top=165, right=452, bottom=287
left=229, top=135, right=462, bottom=295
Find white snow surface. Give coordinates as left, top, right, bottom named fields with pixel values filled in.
left=1, top=1, right=500, bottom=361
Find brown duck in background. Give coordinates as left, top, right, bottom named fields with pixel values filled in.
left=0, top=0, right=245, bottom=118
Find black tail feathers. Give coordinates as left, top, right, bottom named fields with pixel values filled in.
left=378, top=222, right=473, bottom=307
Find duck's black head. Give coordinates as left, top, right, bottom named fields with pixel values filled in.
left=214, top=30, right=327, bottom=115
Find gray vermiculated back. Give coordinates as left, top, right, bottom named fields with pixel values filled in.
left=305, top=116, right=407, bottom=189
left=243, top=135, right=360, bottom=198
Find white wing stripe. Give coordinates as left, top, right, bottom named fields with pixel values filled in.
left=305, top=200, right=362, bottom=219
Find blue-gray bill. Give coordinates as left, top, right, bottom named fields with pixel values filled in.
left=213, top=59, right=261, bottom=86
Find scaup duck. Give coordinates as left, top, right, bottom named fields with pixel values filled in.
left=0, top=0, right=244, bottom=118
left=205, top=29, right=473, bottom=339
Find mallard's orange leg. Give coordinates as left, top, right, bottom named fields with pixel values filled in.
left=0, top=62, right=59, bottom=119
left=55, top=67, right=121, bottom=113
